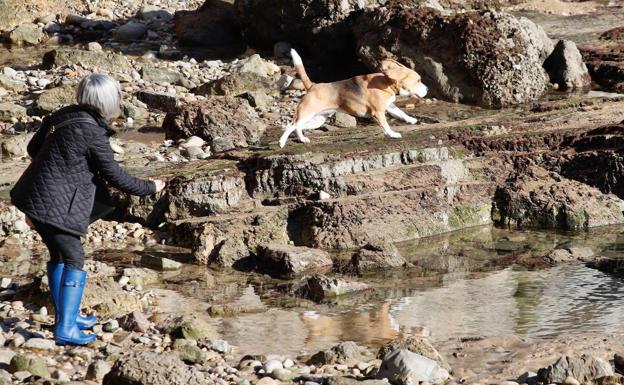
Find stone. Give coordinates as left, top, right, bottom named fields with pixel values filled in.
left=0, top=103, right=26, bottom=122
left=244, top=91, right=272, bottom=109
left=118, top=311, right=151, bottom=333
left=537, top=355, right=614, bottom=385
left=157, top=314, right=218, bottom=341
left=1, top=133, right=33, bottom=160
left=200, top=339, right=231, bottom=354
left=614, top=354, right=624, bottom=374
left=264, top=359, right=283, bottom=374
left=291, top=274, right=371, bottom=302
left=140, top=254, right=182, bottom=271
left=377, top=349, right=449, bottom=385
left=103, top=319, right=120, bottom=332
left=175, top=343, right=209, bottom=364
left=88, top=42, right=102, bottom=52
left=355, top=8, right=549, bottom=108
left=103, top=351, right=210, bottom=385
left=122, top=268, right=159, bottom=287
left=136, top=91, right=179, bottom=113
left=272, top=368, right=294, bottom=381
left=180, top=136, right=205, bottom=148
left=23, top=338, right=56, bottom=350
left=141, top=65, right=182, bottom=84
left=308, top=341, right=363, bottom=366
left=162, top=97, right=265, bottom=152
left=43, top=48, right=134, bottom=76
left=185, top=146, right=205, bottom=159
left=87, top=360, right=112, bottom=381
left=9, top=353, right=50, bottom=377
left=318, top=191, right=331, bottom=200
left=378, top=337, right=449, bottom=370
left=194, top=72, right=274, bottom=97
left=277, top=74, right=293, bottom=91
left=351, top=241, right=407, bottom=274
left=174, top=0, right=243, bottom=50
left=235, top=54, right=274, bottom=78
left=258, top=243, right=333, bottom=278
left=35, top=84, right=77, bottom=114
left=0, top=74, right=25, bottom=92
left=138, top=6, right=173, bottom=22
left=0, top=349, right=16, bottom=366
left=544, top=40, right=591, bottom=91
left=493, top=164, right=624, bottom=230
left=326, top=378, right=389, bottom=385
left=257, top=378, right=278, bottom=385
left=332, top=112, right=357, bottom=128
left=115, top=21, right=147, bottom=41
left=10, top=24, right=44, bottom=46
left=564, top=376, right=581, bottom=385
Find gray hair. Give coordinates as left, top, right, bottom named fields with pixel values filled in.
left=76, top=73, right=122, bottom=120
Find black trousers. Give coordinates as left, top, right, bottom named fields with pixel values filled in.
left=32, top=219, right=85, bottom=270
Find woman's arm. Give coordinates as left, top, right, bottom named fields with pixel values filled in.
left=26, top=117, right=51, bottom=158
left=87, top=129, right=158, bottom=196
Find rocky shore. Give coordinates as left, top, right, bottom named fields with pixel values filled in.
left=3, top=0, right=624, bottom=384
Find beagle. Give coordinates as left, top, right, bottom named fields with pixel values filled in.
left=279, top=49, right=428, bottom=148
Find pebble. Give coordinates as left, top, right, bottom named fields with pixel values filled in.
left=272, top=368, right=293, bottom=381
left=283, top=358, right=294, bottom=368
left=13, top=371, right=32, bottom=381
left=264, top=359, right=283, bottom=374
left=103, top=320, right=119, bottom=332
left=318, top=191, right=331, bottom=200
left=88, top=42, right=103, bottom=52
left=24, top=338, right=56, bottom=350
left=257, top=378, right=278, bottom=385
left=563, top=377, right=580, bottom=385
left=0, top=278, right=11, bottom=289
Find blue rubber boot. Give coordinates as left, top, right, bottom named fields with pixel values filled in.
left=47, top=263, right=97, bottom=330
left=55, top=268, right=96, bottom=346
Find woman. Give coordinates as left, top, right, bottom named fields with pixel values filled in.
left=11, top=74, right=165, bottom=346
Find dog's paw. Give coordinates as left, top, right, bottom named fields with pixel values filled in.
left=389, top=132, right=402, bottom=138
left=278, top=138, right=287, bottom=148
left=300, top=137, right=311, bottom=144
left=406, top=117, right=418, bottom=125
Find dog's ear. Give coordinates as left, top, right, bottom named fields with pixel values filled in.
left=382, top=66, right=406, bottom=85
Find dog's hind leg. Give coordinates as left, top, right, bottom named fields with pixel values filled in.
left=279, top=123, right=297, bottom=148
left=296, top=114, right=328, bottom=143
left=386, top=104, right=418, bottom=125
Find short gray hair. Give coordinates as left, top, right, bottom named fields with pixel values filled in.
left=76, top=73, right=122, bottom=119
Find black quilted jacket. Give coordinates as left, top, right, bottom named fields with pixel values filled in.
left=11, top=105, right=156, bottom=236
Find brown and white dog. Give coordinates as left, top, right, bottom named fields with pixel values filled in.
left=279, top=49, right=428, bottom=148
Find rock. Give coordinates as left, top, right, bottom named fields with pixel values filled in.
left=243, top=91, right=272, bottom=109
left=136, top=91, right=179, bottom=113
left=174, top=0, right=243, bottom=50
left=264, top=359, right=283, bottom=374
left=138, top=6, right=173, bottom=22
left=9, top=354, right=50, bottom=378
left=493, top=164, right=624, bottom=230
left=326, top=378, right=389, bottom=385
left=580, top=41, right=624, bottom=92
left=141, top=65, right=182, bottom=84
left=0, top=74, right=25, bottom=92
left=43, top=48, right=134, bottom=76
left=103, top=351, right=211, bottom=385
left=194, top=72, right=274, bottom=97
left=115, top=21, right=147, bottom=41
left=88, top=42, right=102, bottom=52
left=185, top=146, right=205, bottom=159
left=518, top=371, right=538, bottom=384
left=23, top=338, right=56, bottom=351
left=377, top=349, right=450, bottom=385
left=537, top=355, right=614, bottom=385
left=272, top=368, right=294, bottom=381
left=291, top=274, right=371, bottom=302
left=0, top=103, right=26, bottom=122
left=180, top=136, right=205, bottom=148
left=518, top=16, right=555, bottom=61
left=1, top=133, right=33, bottom=160
left=564, top=376, right=581, bottom=385
left=332, top=112, right=357, bottom=128
left=614, top=353, right=624, bottom=374
left=175, top=342, right=209, bottom=364
left=0, top=349, right=15, bottom=366
left=35, top=84, right=77, bottom=114
left=257, top=378, right=279, bottom=385
left=103, top=319, right=120, bottom=332
left=86, top=360, right=112, bottom=381
left=118, top=311, right=151, bottom=333
left=258, top=243, right=333, bottom=278
left=121, top=268, right=159, bottom=287
left=543, top=40, right=591, bottom=91
left=318, top=191, right=331, bottom=200
left=235, top=54, right=277, bottom=78
left=351, top=241, right=407, bottom=274
left=308, top=341, right=363, bottom=366
left=378, top=337, right=449, bottom=370
left=140, top=254, right=182, bottom=271
left=162, top=97, right=266, bottom=152
left=276, top=74, right=294, bottom=91
left=157, top=314, right=218, bottom=341
left=355, top=8, right=549, bottom=108
left=10, top=24, right=44, bottom=46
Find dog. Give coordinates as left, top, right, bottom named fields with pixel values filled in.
left=278, top=49, right=428, bottom=148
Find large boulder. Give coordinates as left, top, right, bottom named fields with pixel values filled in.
left=9, top=23, right=44, bottom=46
left=43, top=48, right=135, bottom=77
left=257, top=243, right=333, bottom=278
left=544, top=40, right=591, bottom=91
left=354, top=8, right=549, bottom=108
left=194, top=72, right=274, bottom=97
left=103, top=351, right=211, bottom=385
left=350, top=241, right=408, bottom=274
left=537, top=355, right=614, bottom=385
left=377, top=349, right=450, bottom=385
left=493, top=164, right=624, bottom=230
left=34, top=84, right=77, bottom=114
left=162, top=97, right=266, bottom=152
left=174, top=0, right=243, bottom=51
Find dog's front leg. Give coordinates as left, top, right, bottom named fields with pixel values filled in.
left=386, top=104, right=418, bottom=125
left=373, top=112, right=402, bottom=139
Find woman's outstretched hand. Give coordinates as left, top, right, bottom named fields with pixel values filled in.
left=150, top=179, right=166, bottom=193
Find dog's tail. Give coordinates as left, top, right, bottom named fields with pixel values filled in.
left=290, top=49, right=313, bottom=90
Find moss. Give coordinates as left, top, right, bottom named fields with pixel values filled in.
left=448, top=204, right=490, bottom=229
